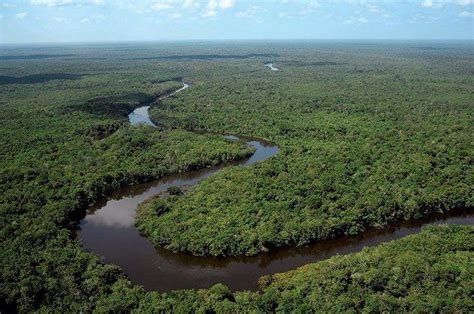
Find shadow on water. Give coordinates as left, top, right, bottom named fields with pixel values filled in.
left=78, top=133, right=281, bottom=292
left=78, top=82, right=473, bottom=292
left=79, top=189, right=473, bottom=292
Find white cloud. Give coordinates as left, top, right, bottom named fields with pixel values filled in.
left=15, top=12, right=28, bottom=19
left=308, top=0, right=320, bottom=9
left=53, top=16, right=67, bottom=22
left=202, top=0, right=217, bottom=16
left=366, top=4, right=380, bottom=12
left=31, top=0, right=73, bottom=6
left=151, top=0, right=174, bottom=11
left=183, top=0, right=200, bottom=8
left=80, top=14, right=104, bottom=23
left=342, top=0, right=369, bottom=4
left=31, top=0, right=104, bottom=6
left=2, top=2, right=18, bottom=8
left=344, top=16, right=369, bottom=24
left=206, top=0, right=218, bottom=9
left=336, top=0, right=387, bottom=17
left=459, top=10, right=473, bottom=16
left=297, top=0, right=320, bottom=16
left=455, top=0, right=474, bottom=5
left=236, top=5, right=258, bottom=18
left=409, top=12, right=438, bottom=23
left=202, top=0, right=233, bottom=17
left=422, top=0, right=474, bottom=7
left=169, top=12, right=182, bottom=19
left=219, top=0, right=234, bottom=9
left=203, top=9, right=217, bottom=17
left=342, top=0, right=388, bottom=15
left=422, top=0, right=434, bottom=7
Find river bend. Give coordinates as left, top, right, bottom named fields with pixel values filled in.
left=78, top=82, right=472, bottom=292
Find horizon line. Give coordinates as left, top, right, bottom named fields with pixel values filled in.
left=2, top=38, right=473, bottom=46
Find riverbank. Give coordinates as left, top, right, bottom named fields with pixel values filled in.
left=94, top=224, right=474, bottom=312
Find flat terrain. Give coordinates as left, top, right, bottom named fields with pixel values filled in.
left=140, top=41, right=473, bottom=256
left=1, top=41, right=472, bottom=312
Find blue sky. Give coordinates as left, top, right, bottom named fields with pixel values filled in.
left=1, top=0, right=473, bottom=43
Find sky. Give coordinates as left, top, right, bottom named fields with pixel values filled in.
left=0, top=0, right=473, bottom=44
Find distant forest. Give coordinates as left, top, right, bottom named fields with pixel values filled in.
left=1, top=41, right=472, bottom=312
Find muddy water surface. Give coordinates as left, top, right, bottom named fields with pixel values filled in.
left=78, top=82, right=472, bottom=292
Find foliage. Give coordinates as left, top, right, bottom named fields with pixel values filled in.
left=167, top=186, right=183, bottom=196
left=95, top=225, right=474, bottom=312
left=1, top=41, right=472, bottom=311
left=0, top=45, right=252, bottom=311
left=139, top=41, right=473, bottom=256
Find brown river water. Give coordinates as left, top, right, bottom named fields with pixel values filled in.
left=78, top=82, right=473, bottom=292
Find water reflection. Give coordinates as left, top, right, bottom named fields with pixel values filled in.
left=129, top=106, right=154, bottom=126
left=129, top=82, right=190, bottom=127
left=78, top=136, right=281, bottom=291
left=265, top=63, right=280, bottom=71
left=78, top=80, right=472, bottom=293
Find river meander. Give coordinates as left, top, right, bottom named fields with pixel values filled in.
left=78, top=82, right=472, bottom=292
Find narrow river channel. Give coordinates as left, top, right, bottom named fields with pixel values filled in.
left=78, top=82, right=473, bottom=292
left=265, top=63, right=279, bottom=71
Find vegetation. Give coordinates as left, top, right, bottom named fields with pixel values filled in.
left=0, top=44, right=253, bottom=311
left=88, top=225, right=474, bottom=312
left=167, top=186, right=183, bottom=196
left=140, top=41, right=473, bottom=256
left=1, top=41, right=472, bottom=311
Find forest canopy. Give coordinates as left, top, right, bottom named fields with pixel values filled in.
left=1, top=41, right=472, bottom=312
left=139, top=41, right=473, bottom=256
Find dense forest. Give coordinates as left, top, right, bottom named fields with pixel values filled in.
left=140, top=42, right=473, bottom=256
left=1, top=41, right=473, bottom=311
left=95, top=225, right=474, bottom=312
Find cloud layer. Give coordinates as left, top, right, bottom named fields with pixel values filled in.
left=2, top=0, right=472, bottom=43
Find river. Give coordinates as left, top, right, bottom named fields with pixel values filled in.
left=265, top=63, right=280, bottom=71
left=78, top=81, right=472, bottom=292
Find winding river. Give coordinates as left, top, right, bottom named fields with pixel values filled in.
left=265, top=63, right=280, bottom=71
left=78, top=82, right=473, bottom=292
left=129, top=82, right=190, bottom=126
